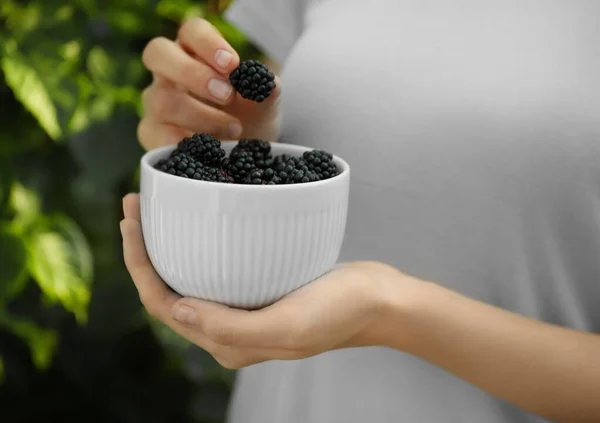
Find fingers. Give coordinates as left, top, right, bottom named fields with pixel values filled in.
left=171, top=297, right=303, bottom=350
left=119, top=191, right=303, bottom=369
left=137, top=117, right=192, bottom=151
left=122, top=193, right=141, bottom=222
left=268, top=75, right=283, bottom=103
left=120, top=218, right=181, bottom=320
left=142, top=37, right=235, bottom=106
left=141, top=82, right=243, bottom=140
left=177, top=18, right=240, bottom=74
left=119, top=198, right=310, bottom=369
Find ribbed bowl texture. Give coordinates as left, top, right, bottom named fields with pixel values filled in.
left=140, top=142, right=350, bottom=309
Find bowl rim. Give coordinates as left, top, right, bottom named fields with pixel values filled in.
left=141, top=142, right=350, bottom=191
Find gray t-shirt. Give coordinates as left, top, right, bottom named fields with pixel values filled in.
left=224, top=1, right=600, bottom=422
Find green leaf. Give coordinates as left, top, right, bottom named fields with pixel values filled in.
left=27, top=214, right=93, bottom=323
left=0, top=226, right=29, bottom=304
left=0, top=311, right=58, bottom=370
left=68, top=104, right=92, bottom=134
left=156, top=0, right=204, bottom=21
left=73, top=0, right=99, bottom=16
left=89, top=93, right=116, bottom=121
left=87, top=46, right=114, bottom=82
left=0, top=1, right=42, bottom=37
left=54, top=5, right=74, bottom=22
left=1, top=40, right=62, bottom=140
left=0, top=166, right=12, bottom=211
left=49, top=215, right=94, bottom=284
left=105, top=9, right=149, bottom=34
left=60, top=40, right=81, bottom=62
left=9, top=181, right=41, bottom=233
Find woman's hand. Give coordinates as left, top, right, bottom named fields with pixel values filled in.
left=138, top=17, right=282, bottom=150
left=120, top=193, right=418, bottom=369
left=120, top=193, right=600, bottom=420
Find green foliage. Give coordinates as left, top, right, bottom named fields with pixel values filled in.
left=27, top=214, right=94, bottom=324
left=0, top=227, right=28, bottom=303
left=0, top=0, right=254, bottom=421
left=1, top=39, right=63, bottom=140
left=0, top=311, right=58, bottom=370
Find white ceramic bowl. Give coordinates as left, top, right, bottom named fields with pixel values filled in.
left=140, top=142, right=350, bottom=309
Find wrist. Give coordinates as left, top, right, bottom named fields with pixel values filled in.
left=368, top=264, right=448, bottom=353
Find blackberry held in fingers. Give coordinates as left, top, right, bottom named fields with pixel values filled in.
left=229, top=60, right=276, bottom=103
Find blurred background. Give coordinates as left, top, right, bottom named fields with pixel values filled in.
left=0, top=1, right=261, bottom=421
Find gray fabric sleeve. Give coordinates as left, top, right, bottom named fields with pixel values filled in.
left=224, top=0, right=305, bottom=65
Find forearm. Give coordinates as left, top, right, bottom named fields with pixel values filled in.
left=380, top=278, right=600, bottom=422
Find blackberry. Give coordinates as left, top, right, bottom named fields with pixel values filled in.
left=155, top=153, right=234, bottom=183
left=154, top=153, right=206, bottom=179
left=222, top=151, right=257, bottom=183
left=229, top=60, right=276, bottom=103
left=303, top=150, right=338, bottom=180
left=201, top=167, right=235, bottom=184
left=244, top=168, right=283, bottom=185
left=272, top=156, right=320, bottom=184
left=178, top=133, right=225, bottom=166
left=231, top=139, right=273, bottom=168
left=272, top=154, right=292, bottom=167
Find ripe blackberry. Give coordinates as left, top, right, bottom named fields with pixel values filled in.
left=272, top=154, right=292, bottom=167
left=154, top=153, right=206, bottom=179
left=244, top=168, right=283, bottom=185
left=222, top=151, right=257, bottom=183
left=155, top=153, right=234, bottom=183
left=272, top=156, right=320, bottom=184
left=202, top=167, right=235, bottom=183
left=231, top=139, right=273, bottom=168
left=229, top=60, right=276, bottom=103
left=178, top=133, right=225, bottom=166
left=303, top=150, right=338, bottom=180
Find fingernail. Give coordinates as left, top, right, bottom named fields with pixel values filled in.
left=173, top=304, right=196, bottom=325
left=228, top=122, right=242, bottom=139
left=215, top=49, right=233, bottom=69
left=208, top=79, right=233, bottom=101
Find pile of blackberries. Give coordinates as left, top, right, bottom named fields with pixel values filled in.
left=153, top=133, right=339, bottom=185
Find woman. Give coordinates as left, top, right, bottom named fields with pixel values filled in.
left=121, top=0, right=600, bottom=421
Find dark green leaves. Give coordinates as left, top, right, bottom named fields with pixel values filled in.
left=0, top=311, right=58, bottom=369
left=27, top=215, right=93, bottom=324
left=0, top=227, right=28, bottom=304
left=1, top=40, right=62, bottom=140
